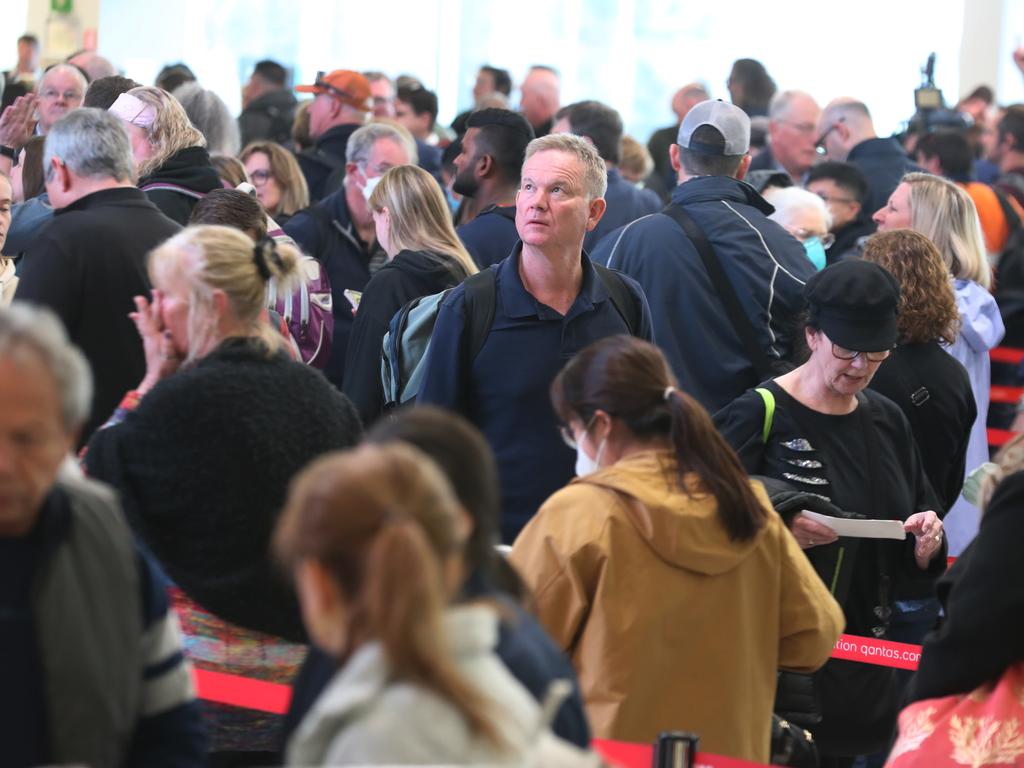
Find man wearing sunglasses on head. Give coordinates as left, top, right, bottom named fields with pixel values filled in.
left=294, top=69, right=371, bottom=202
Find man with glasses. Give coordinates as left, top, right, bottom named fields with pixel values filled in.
left=749, top=90, right=821, bottom=184
left=815, top=98, right=920, bottom=220
left=35, top=64, right=86, bottom=135
left=805, top=160, right=873, bottom=260
left=294, top=69, right=371, bottom=202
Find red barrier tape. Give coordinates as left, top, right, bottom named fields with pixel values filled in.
left=991, top=347, right=1024, bottom=365
left=989, top=427, right=1017, bottom=447
left=991, top=385, right=1024, bottom=404
left=831, top=633, right=921, bottom=670
left=193, top=668, right=291, bottom=715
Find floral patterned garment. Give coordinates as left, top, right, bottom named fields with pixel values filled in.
left=886, top=663, right=1024, bottom=767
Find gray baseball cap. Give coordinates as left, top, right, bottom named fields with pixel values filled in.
left=676, top=99, right=751, bottom=156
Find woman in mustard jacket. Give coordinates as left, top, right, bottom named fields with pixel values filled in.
left=510, top=335, right=844, bottom=764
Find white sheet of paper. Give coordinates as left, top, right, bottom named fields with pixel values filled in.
left=801, top=510, right=907, bottom=540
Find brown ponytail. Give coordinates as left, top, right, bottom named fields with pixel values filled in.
left=551, top=335, right=768, bottom=541
left=273, top=444, right=505, bottom=747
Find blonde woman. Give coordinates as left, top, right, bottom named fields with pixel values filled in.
left=84, top=225, right=362, bottom=761
left=342, top=164, right=477, bottom=424
left=108, top=85, right=222, bottom=224
left=875, top=173, right=1005, bottom=555
left=240, top=141, right=311, bottom=223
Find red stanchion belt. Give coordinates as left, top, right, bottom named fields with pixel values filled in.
left=990, top=347, right=1024, bottom=365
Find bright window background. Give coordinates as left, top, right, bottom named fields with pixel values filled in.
left=0, top=0, right=993, bottom=146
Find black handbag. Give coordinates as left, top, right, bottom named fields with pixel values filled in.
left=771, top=715, right=820, bottom=768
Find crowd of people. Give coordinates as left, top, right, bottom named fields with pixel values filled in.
left=3, top=31, right=1024, bottom=768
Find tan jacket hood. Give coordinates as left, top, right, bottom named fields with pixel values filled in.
left=575, top=450, right=770, bottom=576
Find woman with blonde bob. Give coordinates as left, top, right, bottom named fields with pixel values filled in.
left=240, top=141, right=310, bottom=223
left=864, top=230, right=975, bottom=514
left=342, top=163, right=478, bottom=424
left=84, top=225, right=362, bottom=760
left=874, top=172, right=1004, bottom=554
left=108, top=85, right=222, bottom=224
left=275, top=443, right=583, bottom=765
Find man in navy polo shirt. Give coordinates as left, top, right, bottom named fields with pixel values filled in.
left=419, top=133, right=653, bottom=542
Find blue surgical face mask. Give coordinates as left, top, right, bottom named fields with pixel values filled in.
left=803, top=237, right=828, bottom=271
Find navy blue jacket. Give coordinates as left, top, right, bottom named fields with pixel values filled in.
left=284, top=190, right=371, bottom=389
left=282, top=571, right=592, bottom=750
left=418, top=245, right=653, bottom=541
left=584, top=168, right=662, bottom=253
left=591, top=175, right=815, bottom=414
left=297, top=123, right=361, bottom=202
left=847, top=137, right=922, bottom=220
left=456, top=204, right=520, bottom=269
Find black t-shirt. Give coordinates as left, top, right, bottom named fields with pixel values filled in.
left=868, top=342, right=976, bottom=514
left=715, top=381, right=942, bottom=634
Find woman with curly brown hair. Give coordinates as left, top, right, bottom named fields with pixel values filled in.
left=863, top=229, right=976, bottom=514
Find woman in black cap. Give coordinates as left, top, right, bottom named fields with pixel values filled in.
left=715, top=259, right=947, bottom=767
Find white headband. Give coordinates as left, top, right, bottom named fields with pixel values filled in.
left=108, top=93, right=157, bottom=128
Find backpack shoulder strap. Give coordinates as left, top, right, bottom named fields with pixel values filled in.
left=593, top=263, right=642, bottom=335
left=461, top=268, right=498, bottom=360
left=755, top=387, right=775, bottom=444
left=661, top=203, right=775, bottom=379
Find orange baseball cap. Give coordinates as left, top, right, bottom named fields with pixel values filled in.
left=296, top=69, right=371, bottom=111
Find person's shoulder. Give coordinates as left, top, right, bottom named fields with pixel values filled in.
left=533, top=481, right=621, bottom=541
left=712, top=387, right=768, bottom=428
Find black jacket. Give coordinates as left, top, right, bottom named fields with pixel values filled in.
left=284, top=189, right=374, bottom=389
left=869, top=342, right=976, bottom=515
left=909, top=470, right=1024, bottom=702
left=297, top=123, right=361, bottom=202
left=15, top=187, right=181, bottom=443
left=238, top=89, right=298, bottom=147
left=342, top=249, right=468, bottom=424
left=584, top=168, right=662, bottom=252
left=84, top=338, right=362, bottom=642
left=139, top=146, right=222, bottom=225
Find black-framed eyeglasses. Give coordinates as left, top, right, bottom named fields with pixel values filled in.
left=249, top=169, right=272, bottom=184
left=792, top=229, right=836, bottom=249
left=831, top=343, right=891, bottom=362
left=814, top=117, right=845, bottom=156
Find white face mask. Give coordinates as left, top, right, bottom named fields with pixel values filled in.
left=575, top=437, right=606, bottom=477
left=361, top=173, right=382, bottom=203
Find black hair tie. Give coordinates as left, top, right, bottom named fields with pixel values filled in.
left=252, top=238, right=273, bottom=281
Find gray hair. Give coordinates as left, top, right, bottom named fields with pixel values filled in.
left=0, top=304, right=92, bottom=429
left=345, top=121, right=418, bottom=167
left=765, top=186, right=833, bottom=230
left=768, top=90, right=817, bottom=120
left=523, top=133, right=607, bottom=200
left=44, top=108, right=135, bottom=182
left=173, top=82, right=240, bottom=156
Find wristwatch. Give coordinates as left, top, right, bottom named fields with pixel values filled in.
left=0, top=145, right=16, bottom=160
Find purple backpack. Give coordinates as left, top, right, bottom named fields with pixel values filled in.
left=266, top=255, right=334, bottom=369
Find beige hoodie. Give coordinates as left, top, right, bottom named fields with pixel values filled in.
left=511, top=450, right=844, bottom=764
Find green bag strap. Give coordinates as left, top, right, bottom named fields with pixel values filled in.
left=755, top=387, right=775, bottom=444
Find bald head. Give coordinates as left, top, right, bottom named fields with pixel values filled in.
left=37, top=65, right=88, bottom=134
left=672, top=83, right=710, bottom=122
left=815, top=98, right=876, bottom=161
left=520, top=67, right=561, bottom=129
left=67, top=52, right=118, bottom=82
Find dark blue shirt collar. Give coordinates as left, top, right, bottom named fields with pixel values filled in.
left=670, top=174, right=773, bottom=214
left=498, top=242, right=609, bottom=320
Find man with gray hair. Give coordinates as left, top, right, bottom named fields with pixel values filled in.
left=815, top=97, right=920, bottom=218
left=0, top=303, right=205, bottom=765
left=592, top=99, right=814, bottom=413
left=35, top=63, right=87, bottom=134
left=749, top=90, right=821, bottom=183
left=284, top=121, right=415, bottom=388
left=419, top=133, right=653, bottom=541
left=15, top=108, right=180, bottom=443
